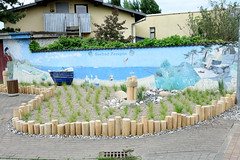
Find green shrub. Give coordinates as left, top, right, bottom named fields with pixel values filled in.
left=29, top=35, right=225, bottom=52
left=120, top=84, right=127, bottom=92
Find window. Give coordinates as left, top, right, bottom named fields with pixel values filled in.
left=150, top=27, right=155, bottom=38
left=75, top=4, right=88, bottom=14
left=56, top=2, right=69, bottom=13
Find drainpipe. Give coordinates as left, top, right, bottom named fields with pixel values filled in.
left=131, top=17, right=146, bottom=43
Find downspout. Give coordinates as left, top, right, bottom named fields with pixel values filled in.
left=131, top=17, right=146, bottom=43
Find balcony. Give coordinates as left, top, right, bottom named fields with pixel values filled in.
left=44, top=13, right=91, bottom=34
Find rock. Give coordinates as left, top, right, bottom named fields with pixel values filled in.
left=159, top=91, right=171, bottom=97
left=115, top=91, right=127, bottom=100
left=122, top=100, right=136, bottom=107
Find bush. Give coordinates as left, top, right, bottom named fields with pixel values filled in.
left=29, top=35, right=225, bottom=52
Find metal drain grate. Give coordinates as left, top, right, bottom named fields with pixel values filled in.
left=99, top=151, right=131, bottom=158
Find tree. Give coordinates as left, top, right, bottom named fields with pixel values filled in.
left=123, top=0, right=140, bottom=12
left=0, top=0, right=25, bottom=32
left=93, top=9, right=131, bottom=43
left=184, top=49, right=198, bottom=66
left=140, top=0, right=161, bottom=14
left=123, top=0, right=161, bottom=14
left=111, top=0, right=121, bottom=6
left=187, top=0, right=240, bottom=41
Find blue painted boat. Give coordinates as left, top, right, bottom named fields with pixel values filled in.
left=49, top=68, right=74, bottom=85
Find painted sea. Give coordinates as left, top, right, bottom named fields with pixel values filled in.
left=35, top=66, right=158, bottom=81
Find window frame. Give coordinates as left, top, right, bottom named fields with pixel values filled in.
left=74, top=4, right=88, bottom=14
left=150, top=27, right=156, bottom=39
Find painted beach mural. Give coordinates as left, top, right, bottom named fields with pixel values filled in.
left=2, top=39, right=238, bottom=90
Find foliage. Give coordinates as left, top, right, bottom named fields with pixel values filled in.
left=29, top=40, right=41, bottom=52
left=187, top=0, right=240, bottom=41
left=123, top=0, right=140, bottom=12
left=120, top=84, right=127, bottom=92
left=29, top=35, right=226, bottom=52
left=137, top=89, right=144, bottom=101
left=218, top=78, right=224, bottom=96
left=123, top=0, right=160, bottom=14
left=140, top=0, right=161, bottom=14
left=111, top=0, right=121, bottom=6
left=93, top=9, right=131, bottom=43
left=113, top=85, right=118, bottom=92
left=147, top=102, right=155, bottom=119
left=0, top=0, right=25, bottom=32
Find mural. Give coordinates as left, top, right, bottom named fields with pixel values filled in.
left=2, top=39, right=238, bottom=90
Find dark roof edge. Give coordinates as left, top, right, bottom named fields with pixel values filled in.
left=8, top=0, right=146, bottom=17
left=32, top=41, right=238, bottom=53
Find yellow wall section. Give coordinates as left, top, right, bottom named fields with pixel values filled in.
left=5, top=0, right=135, bottom=38
left=135, top=12, right=200, bottom=39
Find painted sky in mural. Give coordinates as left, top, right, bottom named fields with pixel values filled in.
left=3, top=39, right=238, bottom=90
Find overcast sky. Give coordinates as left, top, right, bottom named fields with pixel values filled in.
left=0, top=0, right=238, bottom=29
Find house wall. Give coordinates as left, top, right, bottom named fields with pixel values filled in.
left=2, top=38, right=238, bottom=91
left=135, top=12, right=201, bottom=39
left=5, top=0, right=135, bottom=39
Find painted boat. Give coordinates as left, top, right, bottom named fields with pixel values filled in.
left=49, top=67, right=74, bottom=85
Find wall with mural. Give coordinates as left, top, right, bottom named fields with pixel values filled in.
left=2, top=39, right=238, bottom=90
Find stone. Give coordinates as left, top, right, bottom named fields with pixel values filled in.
left=115, top=90, right=127, bottom=100
left=121, top=100, right=136, bottom=107
left=159, top=91, right=171, bottom=97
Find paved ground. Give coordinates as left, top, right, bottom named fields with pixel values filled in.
left=0, top=93, right=240, bottom=160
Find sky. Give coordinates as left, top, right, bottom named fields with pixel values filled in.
left=0, top=0, right=238, bottom=28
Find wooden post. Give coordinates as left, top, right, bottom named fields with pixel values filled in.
left=131, top=120, right=137, bottom=136
left=127, top=77, right=132, bottom=100
left=34, top=123, right=40, bottom=135
left=102, top=123, right=108, bottom=137
left=44, top=123, right=52, bottom=135
left=82, top=122, right=89, bottom=136
left=89, top=121, right=95, bottom=136
left=13, top=108, right=20, bottom=119
left=177, top=113, right=181, bottom=128
left=57, top=124, right=65, bottom=135
left=166, top=116, right=173, bottom=130
left=76, top=122, right=82, bottom=135
left=12, top=117, right=19, bottom=128
left=16, top=120, right=21, bottom=131
left=186, top=116, right=191, bottom=126
left=160, top=120, right=166, bottom=131
left=108, top=119, right=114, bottom=137
left=211, top=100, right=217, bottom=117
left=51, top=120, right=58, bottom=135
left=65, top=123, right=70, bottom=136
left=181, top=114, right=186, bottom=127
left=23, top=122, right=28, bottom=133
left=95, top=120, right=101, bottom=136
left=216, top=102, right=221, bottom=115
left=154, top=121, right=160, bottom=133
left=190, top=116, right=195, bottom=125
left=171, top=112, right=178, bottom=130
left=40, top=124, right=44, bottom=135
left=70, top=122, right=76, bottom=136
left=201, top=106, right=205, bottom=121
left=141, top=116, right=148, bottom=134
left=219, top=100, right=225, bottom=113
left=132, top=76, right=137, bottom=100
left=122, top=118, right=130, bottom=136
left=192, top=113, right=199, bottom=123
left=137, top=123, right=143, bottom=136
left=204, top=106, right=211, bottom=120
left=148, top=120, right=154, bottom=134
left=28, top=120, right=35, bottom=135
left=231, top=94, right=236, bottom=105
left=115, top=116, right=121, bottom=136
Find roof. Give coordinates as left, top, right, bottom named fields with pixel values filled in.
left=9, top=0, right=146, bottom=21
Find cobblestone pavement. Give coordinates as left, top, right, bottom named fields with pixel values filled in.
left=0, top=93, right=239, bottom=160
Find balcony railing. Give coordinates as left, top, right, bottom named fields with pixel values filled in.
left=44, top=13, right=91, bottom=33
